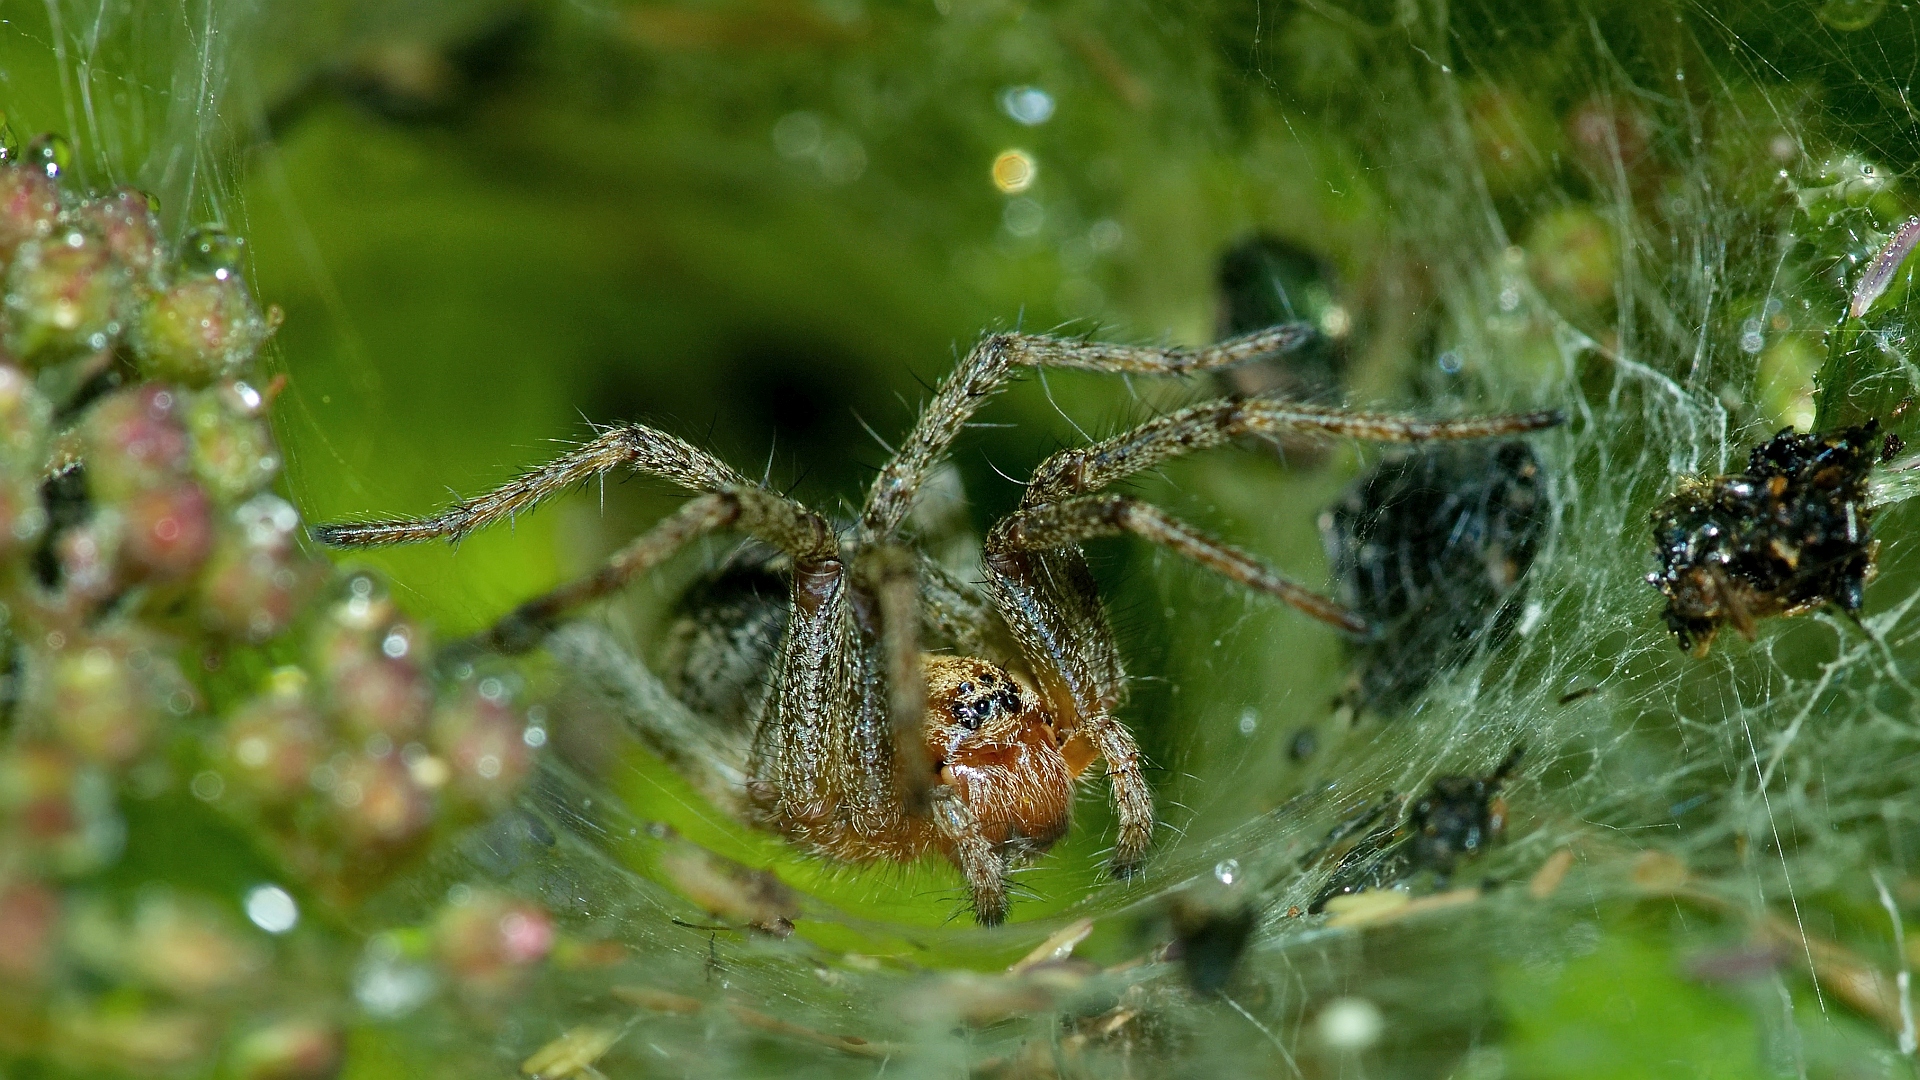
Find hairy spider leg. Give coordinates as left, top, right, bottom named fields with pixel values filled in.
left=311, top=422, right=867, bottom=780
left=312, top=425, right=807, bottom=546
left=929, top=783, right=1006, bottom=924
left=986, top=393, right=1562, bottom=874
left=852, top=545, right=934, bottom=814
left=544, top=620, right=749, bottom=817
left=857, top=324, right=1321, bottom=542
left=480, top=490, right=828, bottom=652
left=1004, top=395, right=1565, bottom=632
left=993, top=496, right=1365, bottom=632
left=310, top=416, right=1030, bottom=922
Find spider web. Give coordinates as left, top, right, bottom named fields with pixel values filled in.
left=17, top=0, right=1920, bottom=1074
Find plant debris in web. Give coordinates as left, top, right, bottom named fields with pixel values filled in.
left=1648, top=423, right=1889, bottom=656
left=1319, top=441, right=1548, bottom=711
left=1307, top=745, right=1523, bottom=913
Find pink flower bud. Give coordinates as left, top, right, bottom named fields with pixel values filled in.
left=0, top=880, right=60, bottom=986
left=121, top=481, right=214, bottom=580
left=82, top=385, right=190, bottom=501
left=332, top=753, right=433, bottom=848
left=430, top=687, right=533, bottom=808
left=0, top=166, right=59, bottom=261
left=199, top=497, right=323, bottom=642
left=74, top=188, right=164, bottom=285
left=433, top=891, right=554, bottom=989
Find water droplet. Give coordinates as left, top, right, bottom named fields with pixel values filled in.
left=1317, top=997, right=1384, bottom=1051
left=817, top=133, right=866, bottom=184
left=191, top=770, right=225, bottom=800
left=1819, top=0, right=1887, bottom=30
left=0, top=116, right=19, bottom=165
left=181, top=224, right=246, bottom=280
left=354, top=951, right=435, bottom=1018
left=772, top=112, right=822, bottom=159
left=992, top=149, right=1037, bottom=194
left=1003, top=196, right=1045, bottom=236
left=1213, top=858, right=1240, bottom=885
left=998, top=86, right=1056, bottom=126
left=1238, top=708, right=1258, bottom=735
left=25, top=132, right=70, bottom=180
left=244, top=884, right=299, bottom=933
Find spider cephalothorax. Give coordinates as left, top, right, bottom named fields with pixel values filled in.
left=316, top=325, right=1559, bottom=923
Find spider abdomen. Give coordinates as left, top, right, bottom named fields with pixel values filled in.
left=659, top=559, right=791, bottom=729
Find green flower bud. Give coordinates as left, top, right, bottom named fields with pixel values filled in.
left=0, top=363, right=52, bottom=464
left=331, top=753, right=432, bottom=848
left=223, top=668, right=326, bottom=799
left=185, top=386, right=281, bottom=500
left=131, top=275, right=276, bottom=387
left=4, top=230, right=127, bottom=364
left=47, top=641, right=158, bottom=765
left=0, top=741, right=124, bottom=876
left=0, top=470, right=45, bottom=557
left=122, top=891, right=266, bottom=998
left=230, top=1019, right=345, bottom=1080
left=199, top=496, right=323, bottom=642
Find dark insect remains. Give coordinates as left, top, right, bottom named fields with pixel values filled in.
left=1320, top=440, right=1548, bottom=711
left=1211, top=235, right=1349, bottom=402
left=1166, top=890, right=1256, bottom=995
left=316, top=325, right=1560, bottom=924
left=1307, top=744, right=1524, bottom=913
left=1648, top=423, right=1886, bottom=655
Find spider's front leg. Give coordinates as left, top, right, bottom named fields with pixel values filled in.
left=929, top=785, right=1008, bottom=925
left=853, top=544, right=934, bottom=815
left=980, top=544, right=1151, bottom=879
left=1075, top=710, right=1154, bottom=876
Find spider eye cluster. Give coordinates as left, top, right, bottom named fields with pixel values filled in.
left=950, top=672, right=1023, bottom=731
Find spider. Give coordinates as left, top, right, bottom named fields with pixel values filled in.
left=315, top=325, right=1561, bottom=924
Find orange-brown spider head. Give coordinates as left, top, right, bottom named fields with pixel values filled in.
left=921, top=656, right=1073, bottom=854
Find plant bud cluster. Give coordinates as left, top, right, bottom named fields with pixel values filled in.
left=0, top=127, right=559, bottom=1076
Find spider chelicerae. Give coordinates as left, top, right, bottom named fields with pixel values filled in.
left=315, top=326, right=1561, bottom=924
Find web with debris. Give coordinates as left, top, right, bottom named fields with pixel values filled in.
left=19, top=0, right=1920, bottom=1074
